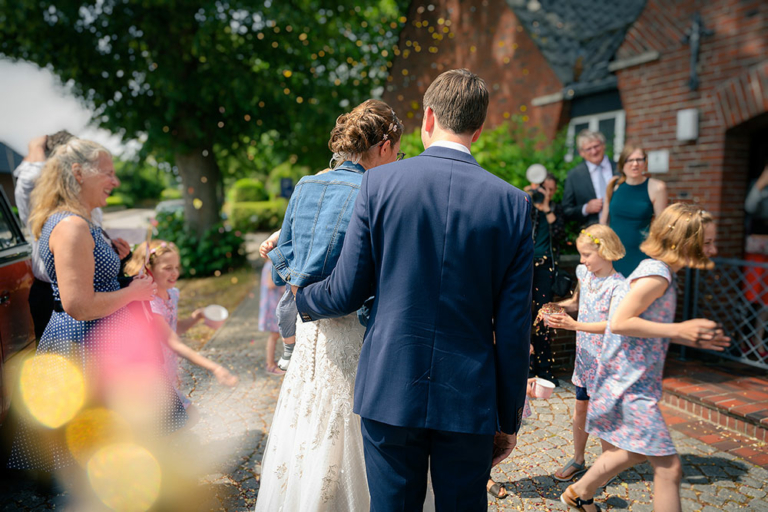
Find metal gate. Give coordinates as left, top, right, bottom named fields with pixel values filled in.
left=683, top=257, right=768, bottom=370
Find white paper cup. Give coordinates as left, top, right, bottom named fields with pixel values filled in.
left=203, top=305, right=229, bottom=329
left=532, top=377, right=555, bottom=399
left=542, top=312, right=564, bottom=327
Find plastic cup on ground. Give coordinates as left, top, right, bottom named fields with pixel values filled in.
left=532, top=377, right=555, bottom=399
left=203, top=305, right=229, bottom=329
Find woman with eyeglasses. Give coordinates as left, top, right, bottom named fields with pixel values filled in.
left=600, top=144, right=668, bottom=277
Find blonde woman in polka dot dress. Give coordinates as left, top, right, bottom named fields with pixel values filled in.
left=9, top=139, right=188, bottom=472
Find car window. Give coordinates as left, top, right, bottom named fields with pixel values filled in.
left=0, top=204, right=21, bottom=250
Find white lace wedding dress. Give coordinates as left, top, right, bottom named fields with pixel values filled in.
left=255, top=313, right=436, bottom=511
left=254, top=313, right=370, bottom=511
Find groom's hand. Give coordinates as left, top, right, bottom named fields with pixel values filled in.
left=492, top=432, right=517, bottom=466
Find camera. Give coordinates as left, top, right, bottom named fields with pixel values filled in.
left=525, top=163, right=547, bottom=205
left=530, top=188, right=545, bottom=205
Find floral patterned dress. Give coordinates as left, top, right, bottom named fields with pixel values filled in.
left=571, top=265, right=625, bottom=395
left=258, top=261, right=284, bottom=333
left=586, top=259, right=677, bottom=456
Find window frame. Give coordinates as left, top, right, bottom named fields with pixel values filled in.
left=565, top=109, right=626, bottom=162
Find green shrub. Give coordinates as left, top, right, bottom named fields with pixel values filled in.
left=160, top=188, right=182, bottom=200
left=153, top=210, right=246, bottom=277
left=228, top=178, right=268, bottom=203
left=106, top=194, right=131, bottom=208
left=114, top=160, right=170, bottom=206
left=229, top=199, right=289, bottom=233
left=266, top=161, right=312, bottom=199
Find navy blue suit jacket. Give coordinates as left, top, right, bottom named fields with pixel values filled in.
left=295, top=146, right=533, bottom=435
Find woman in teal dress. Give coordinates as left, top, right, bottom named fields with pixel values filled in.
left=601, top=144, right=668, bottom=277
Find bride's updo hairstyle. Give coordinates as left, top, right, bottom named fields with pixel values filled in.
left=328, top=99, right=403, bottom=169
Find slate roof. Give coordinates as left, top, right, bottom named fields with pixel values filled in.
left=505, top=0, right=647, bottom=92
left=0, top=142, right=23, bottom=175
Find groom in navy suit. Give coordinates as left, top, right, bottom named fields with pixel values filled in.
left=295, top=69, right=533, bottom=511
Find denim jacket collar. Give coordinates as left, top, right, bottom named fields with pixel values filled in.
left=335, top=160, right=366, bottom=175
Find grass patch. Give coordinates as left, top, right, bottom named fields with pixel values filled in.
left=175, top=267, right=257, bottom=350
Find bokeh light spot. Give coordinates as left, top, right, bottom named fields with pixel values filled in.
left=66, top=408, right=132, bottom=467
left=193, top=198, right=203, bottom=210
left=20, top=354, right=85, bottom=428
left=87, top=443, right=161, bottom=512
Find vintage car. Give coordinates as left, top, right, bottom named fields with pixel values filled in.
left=0, top=187, right=35, bottom=427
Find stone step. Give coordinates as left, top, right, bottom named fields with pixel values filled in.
left=662, top=358, right=768, bottom=444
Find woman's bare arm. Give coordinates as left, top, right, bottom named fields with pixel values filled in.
left=51, top=215, right=155, bottom=320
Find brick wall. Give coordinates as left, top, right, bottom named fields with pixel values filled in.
left=615, top=0, right=768, bottom=257
left=382, top=0, right=565, bottom=139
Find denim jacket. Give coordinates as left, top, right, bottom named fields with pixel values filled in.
left=269, top=161, right=366, bottom=287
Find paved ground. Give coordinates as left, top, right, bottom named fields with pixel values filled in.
left=2, top=260, right=767, bottom=510
left=101, top=207, right=155, bottom=245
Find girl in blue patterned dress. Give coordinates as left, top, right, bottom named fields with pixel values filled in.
left=561, top=204, right=730, bottom=512
left=125, top=240, right=238, bottom=413
left=9, top=139, right=187, bottom=472
left=545, top=225, right=625, bottom=483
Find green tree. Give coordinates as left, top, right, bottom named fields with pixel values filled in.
left=0, top=0, right=406, bottom=231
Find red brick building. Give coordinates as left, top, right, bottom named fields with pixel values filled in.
left=384, top=0, right=768, bottom=257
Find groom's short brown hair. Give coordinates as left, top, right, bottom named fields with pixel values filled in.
left=423, top=69, right=489, bottom=135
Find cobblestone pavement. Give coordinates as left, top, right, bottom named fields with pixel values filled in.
left=178, top=285, right=768, bottom=512
left=2, top=273, right=767, bottom=510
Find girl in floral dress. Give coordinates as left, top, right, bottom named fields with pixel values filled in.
left=544, top=225, right=625, bottom=483
left=560, top=204, right=730, bottom=512
left=259, top=260, right=286, bottom=375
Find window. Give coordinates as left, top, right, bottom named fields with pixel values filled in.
left=0, top=190, right=23, bottom=251
left=0, top=213, right=20, bottom=251
left=565, top=110, right=626, bottom=162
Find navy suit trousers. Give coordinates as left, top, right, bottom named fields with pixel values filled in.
left=361, top=418, right=494, bottom=512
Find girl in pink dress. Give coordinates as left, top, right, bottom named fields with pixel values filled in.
left=544, top=225, right=625, bottom=482
left=560, top=204, right=730, bottom=512
left=125, top=241, right=238, bottom=416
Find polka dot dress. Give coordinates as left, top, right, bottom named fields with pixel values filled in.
left=8, top=212, right=187, bottom=471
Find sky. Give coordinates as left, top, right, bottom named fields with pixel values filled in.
left=0, top=58, right=134, bottom=157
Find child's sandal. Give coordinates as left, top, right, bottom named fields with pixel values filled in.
left=554, top=457, right=587, bottom=481
left=560, top=485, right=600, bottom=511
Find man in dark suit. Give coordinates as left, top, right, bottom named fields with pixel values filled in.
left=294, top=69, right=533, bottom=511
left=562, top=130, right=619, bottom=227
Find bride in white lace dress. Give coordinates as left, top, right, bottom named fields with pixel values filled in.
left=255, top=101, right=433, bottom=511
left=255, top=314, right=369, bottom=510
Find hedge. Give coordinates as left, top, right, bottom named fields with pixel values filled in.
left=229, top=199, right=289, bottom=232
left=160, top=188, right=183, bottom=200
left=229, top=178, right=269, bottom=203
